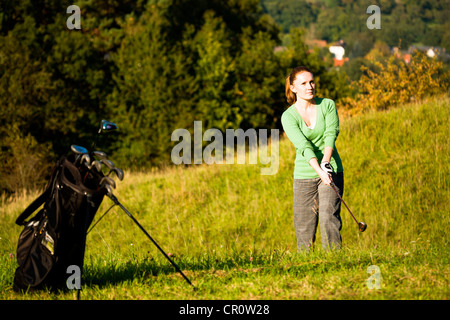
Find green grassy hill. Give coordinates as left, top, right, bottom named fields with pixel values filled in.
left=0, top=95, right=448, bottom=300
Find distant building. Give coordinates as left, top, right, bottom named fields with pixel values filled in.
left=393, top=45, right=450, bottom=63
left=409, top=45, right=448, bottom=59
left=329, top=40, right=347, bottom=67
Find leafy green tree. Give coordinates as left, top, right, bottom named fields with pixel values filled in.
left=260, top=0, right=318, bottom=33
left=341, top=51, right=449, bottom=114
left=106, top=0, right=283, bottom=168
left=191, top=11, right=238, bottom=130
left=0, top=18, right=56, bottom=193
left=234, top=26, right=282, bottom=129
left=106, top=4, right=198, bottom=168
left=0, top=0, right=145, bottom=193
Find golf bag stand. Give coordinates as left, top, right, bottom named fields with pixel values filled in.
left=106, top=192, right=196, bottom=289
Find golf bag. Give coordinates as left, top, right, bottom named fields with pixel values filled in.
left=13, top=155, right=105, bottom=292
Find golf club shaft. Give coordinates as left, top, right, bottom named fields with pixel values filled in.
left=330, top=183, right=359, bottom=224
left=107, top=193, right=195, bottom=289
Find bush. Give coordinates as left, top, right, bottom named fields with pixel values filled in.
left=0, top=125, right=54, bottom=194
left=340, top=50, right=449, bottom=115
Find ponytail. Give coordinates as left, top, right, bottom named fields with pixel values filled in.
left=285, top=76, right=296, bottom=105
left=285, top=66, right=313, bottom=105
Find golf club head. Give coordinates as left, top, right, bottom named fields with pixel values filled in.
left=91, top=160, right=103, bottom=172
left=103, top=184, right=113, bottom=197
left=71, top=145, right=88, bottom=155
left=102, top=159, right=115, bottom=170
left=101, top=120, right=118, bottom=132
left=358, top=222, right=367, bottom=232
left=112, top=167, right=124, bottom=181
left=80, top=154, right=91, bottom=167
left=93, top=120, right=117, bottom=150
left=100, top=176, right=116, bottom=189
left=92, top=150, right=107, bottom=160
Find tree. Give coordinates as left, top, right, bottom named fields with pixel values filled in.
left=0, top=20, right=55, bottom=193
left=106, top=0, right=284, bottom=168
left=0, top=0, right=145, bottom=193
left=341, top=51, right=449, bottom=115
left=192, top=11, right=238, bottom=130
left=106, top=3, right=198, bottom=168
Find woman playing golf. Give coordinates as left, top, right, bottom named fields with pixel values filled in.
left=281, top=66, right=344, bottom=252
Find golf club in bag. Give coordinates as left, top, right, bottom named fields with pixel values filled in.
left=13, top=119, right=194, bottom=295
left=13, top=153, right=106, bottom=293
left=329, top=183, right=367, bottom=232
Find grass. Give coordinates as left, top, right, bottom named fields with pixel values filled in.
left=0, top=95, right=449, bottom=300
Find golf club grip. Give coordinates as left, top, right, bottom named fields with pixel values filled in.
left=107, top=194, right=195, bottom=288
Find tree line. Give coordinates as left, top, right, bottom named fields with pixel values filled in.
left=261, top=0, right=450, bottom=52
left=0, top=0, right=448, bottom=194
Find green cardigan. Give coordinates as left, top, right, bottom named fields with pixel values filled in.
left=281, top=97, right=344, bottom=179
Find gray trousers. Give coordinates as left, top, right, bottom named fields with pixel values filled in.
left=293, top=172, right=344, bottom=252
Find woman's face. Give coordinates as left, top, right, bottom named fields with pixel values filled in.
left=290, top=72, right=315, bottom=101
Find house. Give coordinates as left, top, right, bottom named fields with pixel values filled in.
left=329, top=40, right=348, bottom=67
left=393, top=45, right=450, bottom=63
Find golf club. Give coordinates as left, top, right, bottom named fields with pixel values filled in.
left=71, top=145, right=88, bottom=155
left=330, top=183, right=367, bottom=232
left=80, top=154, right=91, bottom=168
left=102, top=159, right=124, bottom=181
left=101, top=120, right=118, bottom=132
left=100, top=176, right=116, bottom=189
left=89, top=160, right=103, bottom=172
left=102, top=159, right=115, bottom=170
left=92, top=150, right=107, bottom=160
left=109, top=167, right=124, bottom=181
left=71, top=145, right=88, bottom=165
left=91, top=120, right=118, bottom=151
left=81, top=158, right=102, bottom=182
left=104, top=183, right=113, bottom=195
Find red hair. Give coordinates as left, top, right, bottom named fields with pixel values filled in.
left=285, top=66, right=313, bottom=105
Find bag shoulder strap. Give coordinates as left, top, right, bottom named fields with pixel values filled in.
left=15, top=159, right=62, bottom=226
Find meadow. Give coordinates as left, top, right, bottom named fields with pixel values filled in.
left=0, top=95, right=448, bottom=300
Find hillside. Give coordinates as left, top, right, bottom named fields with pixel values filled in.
left=0, top=95, right=448, bottom=300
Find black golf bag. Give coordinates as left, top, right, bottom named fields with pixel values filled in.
left=13, top=155, right=105, bottom=292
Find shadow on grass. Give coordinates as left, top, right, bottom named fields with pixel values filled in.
left=83, top=259, right=181, bottom=288
left=83, top=253, right=274, bottom=288
left=82, top=248, right=380, bottom=289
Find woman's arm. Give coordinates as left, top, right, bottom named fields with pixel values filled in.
left=319, top=99, right=339, bottom=183
left=321, top=146, right=334, bottom=164
left=323, top=100, right=339, bottom=150
left=309, top=157, right=332, bottom=185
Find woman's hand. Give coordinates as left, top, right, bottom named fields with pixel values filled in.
left=318, top=169, right=333, bottom=185
left=309, top=157, right=333, bottom=185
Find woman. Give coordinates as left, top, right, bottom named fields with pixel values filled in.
left=281, top=66, right=344, bottom=252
